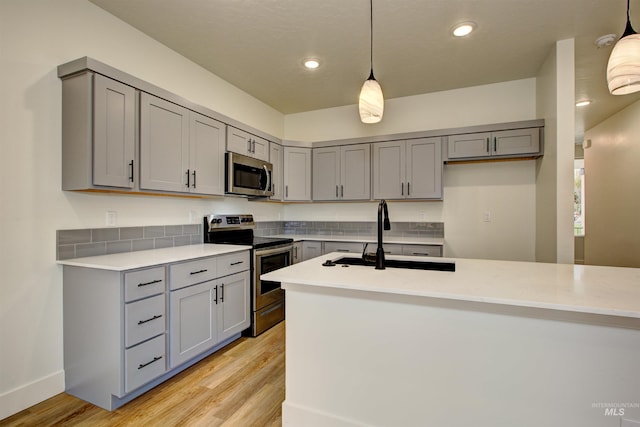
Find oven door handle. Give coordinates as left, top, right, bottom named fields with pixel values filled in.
left=254, top=244, right=293, bottom=258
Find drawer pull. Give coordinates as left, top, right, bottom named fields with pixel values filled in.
left=412, top=252, right=429, bottom=256
left=190, top=269, right=208, bottom=275
left=138, top=355, right=163, bottom=370
left=220, top=284, right=224, bottom=303
left=336, top=249, right=350, bottom=252
left=213, top=285, right=218, bottom=304
left=138, top=314, right=163, bottom=325
left=138, top=279, right=162, bottom=287
left=260, top=303, right=283, bottom=317
left=230, top=261, right=244, bottom=266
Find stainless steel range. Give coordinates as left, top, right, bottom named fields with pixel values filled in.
left=203, top=214, right=293, bottom=336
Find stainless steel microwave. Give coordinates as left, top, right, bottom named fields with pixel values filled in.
left=225, top=152, right=273, bottom=197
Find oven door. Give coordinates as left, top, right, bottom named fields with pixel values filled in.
left=226, top=152, right=273, bottom=197
left=254, top=244, right=292, bottom=309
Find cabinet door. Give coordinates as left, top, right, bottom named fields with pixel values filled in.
left=169, top=280, right=218, bottom=368
left=251, top=136, right=270, bottom=162
left=93, top=74, right=136, bottom=188
left=189, top=113, right=226, bottom=195
left=341, top=144, right=371, bottom=200
left=140, top=93, right=189, bottom=192
left=217, top=271, right=250, bottom=341
left=284, top=147, right=312, bottom=201
left=493, top=128, right=540, bottom=156
left=372, top=141, right=404, bottom=199
left=447, top=132, right=492, bottom=159
left=269, top=143, right=284, bottom=200
left=292, top=241, right=303, bottom=264
left=313, top=147, right=340, bottom=201
left=406, top=138, right=442, bottom=199
left=227, top=127, right=251, bottom=157
left=302, top=241, right=322, bottom=261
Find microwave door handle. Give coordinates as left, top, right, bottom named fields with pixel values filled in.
left=263, top=165, right=271, bottom=193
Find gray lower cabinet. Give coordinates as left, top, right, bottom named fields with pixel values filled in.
left=447, top=128, right=541, bottom=160
left=61, top=72, right=137, bottom=190
left=302, top=241, right=323, bottom=261
left=292, top=241, right=303, bottom=264
left=323, top=241, right=364, bottom=254
left=382, top=243, right=443, bottom=257
left=169, top=253, right=250, bottom=368
left=62, top=250, right=249, bottom=411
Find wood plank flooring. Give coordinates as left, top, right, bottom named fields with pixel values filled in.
left=1, top=322, right=285, bottom=427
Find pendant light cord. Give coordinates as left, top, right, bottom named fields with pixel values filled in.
left=369, top=0, right=375, bottom=79
left=623, top=0, right=637, bottom=37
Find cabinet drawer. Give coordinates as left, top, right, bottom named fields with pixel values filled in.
left=323, top=241, right=363, bottom=254
left=217, top=251, right=250, bottom=278
left=381, top=243, right=403, bottom=255
left=169, top=257, right=217, bottom=290
left=124, top=267, right=165, bottom=302
left=124, top=334, right=166, bottom=393
left=402, top=245, right=442, bottom=257
left=125, top=294, right=166, bottom=348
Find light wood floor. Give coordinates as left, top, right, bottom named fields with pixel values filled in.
left=1, top=322, right=285, bottom=427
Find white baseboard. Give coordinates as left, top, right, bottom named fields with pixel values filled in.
left=282, top=401, right=367, bottom=427
left=0, top=370, right=64, bottom=421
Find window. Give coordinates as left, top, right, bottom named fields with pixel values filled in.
left=574, top=159, right=585, bottom=236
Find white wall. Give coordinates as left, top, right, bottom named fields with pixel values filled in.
left=285, top=79, right=536, bottom=142
left=0, top=0, right=283, bottom=419
left=584, top=99, right=640, bottom=267
left=284, top=78, right=538, bottom=261
left=535, top=39, right=575, bottom=264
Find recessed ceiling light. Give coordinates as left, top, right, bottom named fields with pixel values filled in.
left=576, top=100, right=592, bottom=107
left=452, top=22, right=476, bottom=37
left=304, top=59, right=320, bottom=69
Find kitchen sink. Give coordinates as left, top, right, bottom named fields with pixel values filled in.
left=324, top=256, right=456, bottom=272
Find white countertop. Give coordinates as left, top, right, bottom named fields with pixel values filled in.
left=262, top=252, right=640, bottom=319
left=57, top=244, right=251, bottom=271
left=270, top=234, right=444, bottom=246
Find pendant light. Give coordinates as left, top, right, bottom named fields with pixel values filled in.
left=359, top=0, right=384, bottom=123
left=607, top=0, right=640, bottom=95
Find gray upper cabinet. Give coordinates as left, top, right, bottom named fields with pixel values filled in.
left=227, top=126, right=269, bottom=162
left=372, top=137, right=442, bottom=200
left=269, top=142, right=284, bottom=201
left=447, top=128, right=541, bottom=160
left=61, top=72, right=136, bottom=190
left=313, top=144, right=371, bottom=201
left=140, top=93, right=226, bottom=195
left=284, top=147, right=312, bottom=201
left=188, top=113, right=226, bottom=196
left=140, top=93, right=189, bottom=193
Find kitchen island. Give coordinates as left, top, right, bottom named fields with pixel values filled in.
left=262, top=253, right=640, bottom=427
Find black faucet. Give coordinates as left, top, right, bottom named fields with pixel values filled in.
left=375, top=199, right=391, bottom=270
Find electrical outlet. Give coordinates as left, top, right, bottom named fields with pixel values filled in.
left=482, top=211, right=491, bottom=222
left=106, top=211, right=117, bottom=226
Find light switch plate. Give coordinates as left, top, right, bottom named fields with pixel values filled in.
left=106, top=211, right=117, bottom=226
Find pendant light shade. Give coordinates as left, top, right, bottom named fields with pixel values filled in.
left=607, top=0, right=640, bottom=95
left=359, top=0, right=384, bottom=123
left=359, top=72, right=384, bottom=123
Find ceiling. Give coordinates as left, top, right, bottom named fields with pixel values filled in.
left=89, top=0, right=640, bottom=141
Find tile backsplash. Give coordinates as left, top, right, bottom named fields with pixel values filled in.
left=57, top=220, right=444, bottom=260
left=255, top=221, right=444, bottom=239
left=57, top=224, right=202, bottom=260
